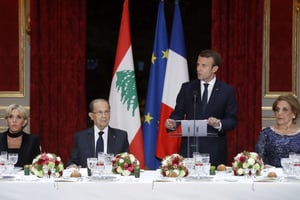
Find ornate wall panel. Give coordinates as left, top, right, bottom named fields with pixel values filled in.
left=263, top=0, right=298, bottom=97
left=0, top=0, right=25, bottom=97
left=262, top=0, right=300, bottom=128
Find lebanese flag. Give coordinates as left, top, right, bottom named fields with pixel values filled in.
left=155, top=1, right=189, bottom=159
left=109, top=0, right=144, bottom=168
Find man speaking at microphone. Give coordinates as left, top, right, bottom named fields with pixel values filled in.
left=165, top=49, right=237, bottom=166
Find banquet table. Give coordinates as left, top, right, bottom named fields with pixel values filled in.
left=1, top=168, right=300, bottom=200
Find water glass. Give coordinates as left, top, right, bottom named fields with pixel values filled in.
left=104, top=153, right=114, bottom=174
left=200, top=153, right=210, bottom=164
left=290, top=153, right=300, bottom=176
left=280, top=157, right=293, bottom=175
left=183, top=158, right=195, bottom=176
left=87, top=157, right=98, bottom=176
left=202, top=163, right=211, bottom=176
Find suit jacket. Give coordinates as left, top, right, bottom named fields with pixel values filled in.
left=66, top=126, right=129, bottom=168
left=170, top=79, right=237, bottom=165
left=0, top=131, right=41, bottom=168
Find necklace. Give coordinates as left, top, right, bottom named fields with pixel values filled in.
left=7, top=131, right=23, bottom=138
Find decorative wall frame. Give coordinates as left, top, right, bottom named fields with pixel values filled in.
left=263, top=0, right=299, bottom=97
left=0, top=0, right=25, bottom=97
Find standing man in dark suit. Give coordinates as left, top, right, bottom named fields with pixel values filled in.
left=66, top=99, right=129, bottom=168
left=165, top=49, right=237, bottom=166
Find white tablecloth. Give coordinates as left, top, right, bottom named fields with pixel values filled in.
left=1, top=168, right=300, bottom=200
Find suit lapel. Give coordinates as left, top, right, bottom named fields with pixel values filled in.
left=87, top=128, right=96, bottom=156
left=208, top=79, right=221, bottom=107
left=107, top=127, right=117, bottom=153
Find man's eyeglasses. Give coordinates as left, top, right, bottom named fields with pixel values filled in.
left=92, top=111, right=110, bottom=116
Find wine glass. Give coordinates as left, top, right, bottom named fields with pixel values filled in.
left=193, top=153, right=203, bottom=178
left=7, top=153, right=18, bottom=168
left=42, top=165, right=49, bottom=178
left=0, top=151, right=7, bottom=175
left=0, top=151, right=7, bottom=165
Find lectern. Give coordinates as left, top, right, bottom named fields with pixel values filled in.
left=168, top=120, right=207, bottom=158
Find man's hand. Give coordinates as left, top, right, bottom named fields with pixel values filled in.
left=207, top=117, right=221, bottom=128
left=165, top=118, right=176, bottom=130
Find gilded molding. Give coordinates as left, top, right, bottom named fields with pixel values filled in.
left=263, top=0, right=298, bottom=98
left=0, top=0, right=25, bottom=97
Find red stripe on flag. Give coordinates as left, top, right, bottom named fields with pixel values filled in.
left=129, top=128, right=144, bottom=168
left=113, top=0, right=131, bottom=75
left=156, top=103, right=181, bottom=159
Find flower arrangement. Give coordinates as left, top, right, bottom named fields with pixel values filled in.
left=31, top=153, right=64, bottom=178
left=112, top=152, right=139, bottom=176
left=160, top=154, right=188, bottom=177
left=232, top=151, right=264, bottom=176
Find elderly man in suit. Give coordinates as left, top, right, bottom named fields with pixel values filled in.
left=66, top=99, right=129, bottom=168
left=165, top=49, right=237, bottom=166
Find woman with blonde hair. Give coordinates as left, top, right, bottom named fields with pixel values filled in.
left=0, top=104, right=40, bottom=167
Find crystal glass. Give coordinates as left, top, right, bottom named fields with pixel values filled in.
left=250, top=168, right=257, bottom=178
left=104, top=153, right=114, bottom=175
left=193, top=153, right=203, bottom=177
left=183, top=158, right=195, bottom=176
left=42, top=165, right=49, bottom=178
left=87, top=157, right=98, bottom=176
left=202, top=162, right=211, bottom=176
left=290, top=153, right=300, bottom=176
left=200, top=153, right=210, bottom=164
left=7, top=153, right=18, bottom=166
left=281, top=157, right=293, bottom=175
left=97, top=152, right=105, bottom=166
left=0, top=151, right=7, bottom=166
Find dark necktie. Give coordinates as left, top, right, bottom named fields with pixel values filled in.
left=201, top=83, right=209, bottom=115
left=95, top=131, right=104, bottom=155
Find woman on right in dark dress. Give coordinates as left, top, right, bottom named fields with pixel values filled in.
left=255, top=94, right=300, bottom=167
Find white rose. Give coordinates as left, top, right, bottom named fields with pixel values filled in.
left=232, top=162, right=238, bottom=168
left=250, top=152, right=258, bottom=159
left=248, top=158, right=255, bottom=166
left=237, top=168, right=244, bottom=175
left=122, top=170, right=131, bottom=176
left=242, top=162, right=249, bottom=168
left=253, top=163, right=261, bottom=170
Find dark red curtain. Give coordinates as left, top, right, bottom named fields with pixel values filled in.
left=30, top=0, right=87, bottom=164
left=212, top=0, right=263, bottom=164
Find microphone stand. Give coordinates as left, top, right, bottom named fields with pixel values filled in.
left=193, top=91, right=198, bottom=156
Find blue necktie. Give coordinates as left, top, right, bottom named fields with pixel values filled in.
left=201, top=83, right=209, bottom=115
left=96, top=131, right=104, bottom=155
